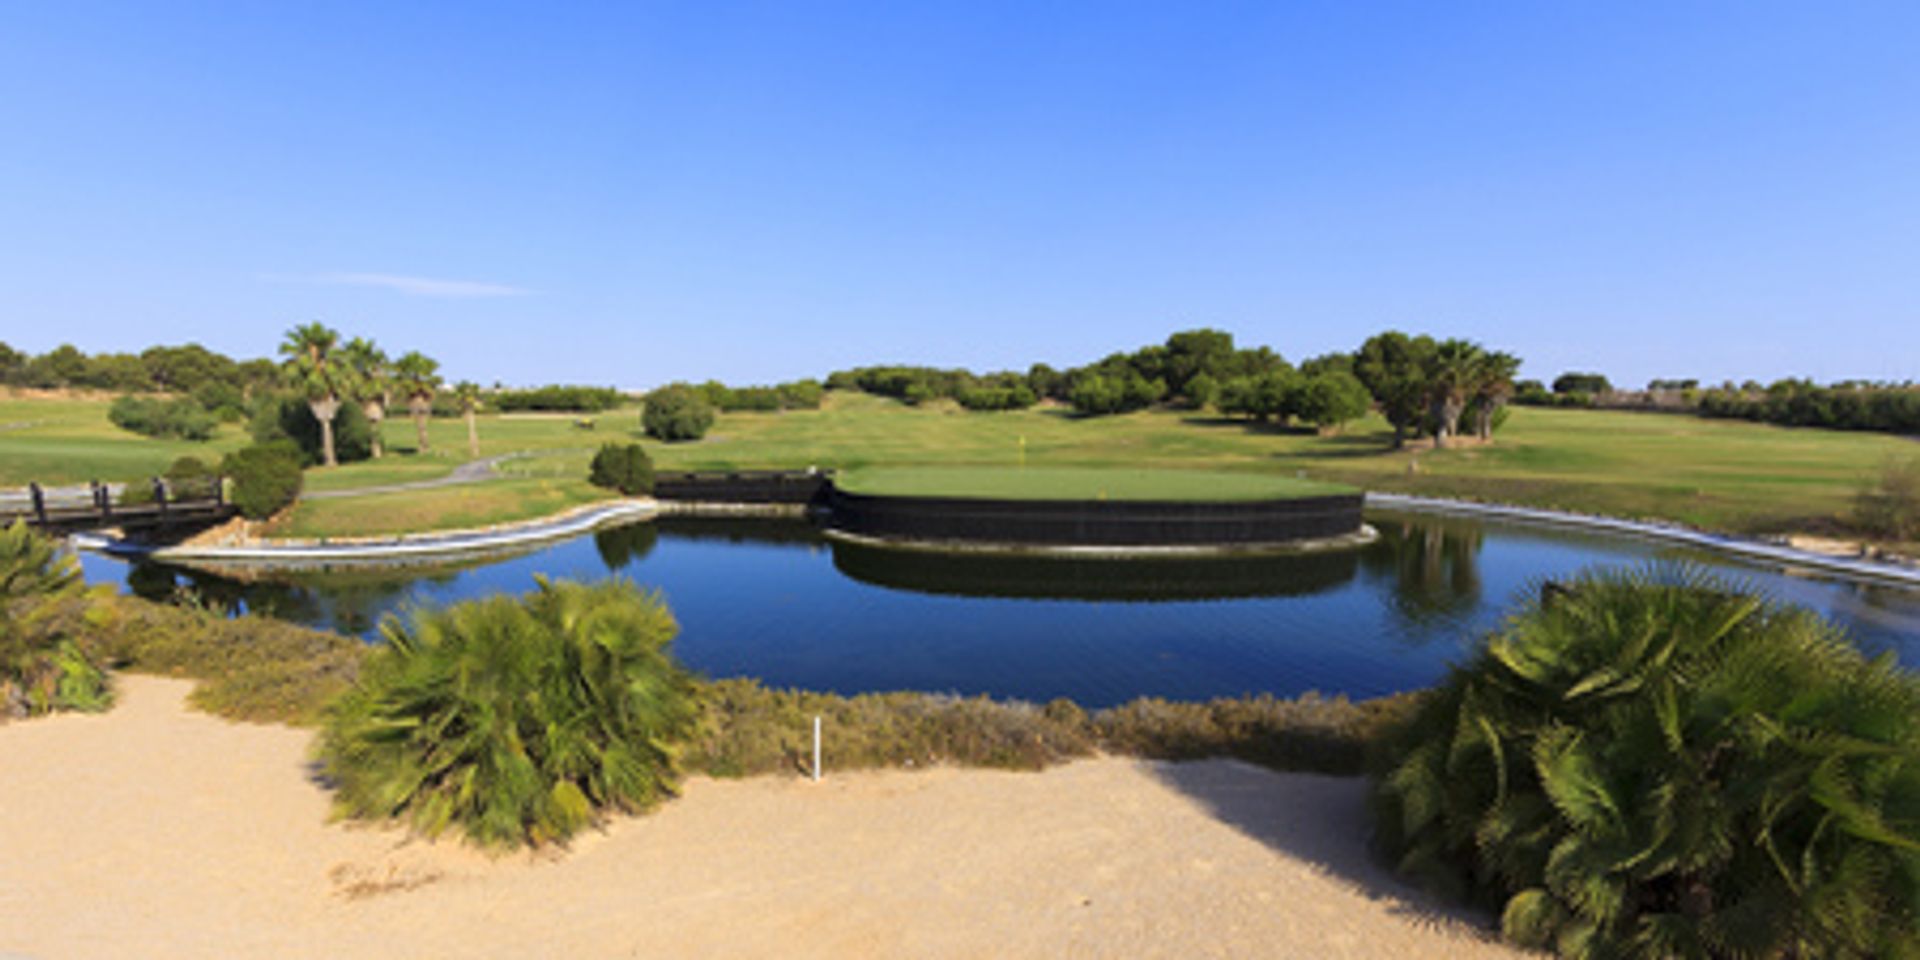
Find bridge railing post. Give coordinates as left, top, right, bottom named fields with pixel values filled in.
left=153, top=477, right=169, bottom=517
left=29, top=482, right=46, bottom=526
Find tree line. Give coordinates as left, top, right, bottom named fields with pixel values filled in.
left=824, top=328, right=1522, bottom=447
left=1510, top=366, right=1920, bottom=435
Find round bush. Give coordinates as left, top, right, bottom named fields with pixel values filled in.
left=642, top=384, right=715, bottom=442
left=220, top=442, right=304, bottom=520
left=317, top=578, right=702, bottom=848
left=588, top=442, right=654, bottom=495
left=1372, top=565, right=1920, bottom=959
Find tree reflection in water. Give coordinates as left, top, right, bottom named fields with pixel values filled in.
left=1361, top=512, right=1485, bottom=631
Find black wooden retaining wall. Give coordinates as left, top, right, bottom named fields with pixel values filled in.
left=829, top=538, right=1362, bottom=600
left=821, top=487, right=1364, bottom=547
left=651, top=470, right=832, bottom=505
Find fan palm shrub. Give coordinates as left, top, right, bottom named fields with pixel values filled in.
left=0, top=521, right=112, bottom=719
left=317, top=577, right=702, bottom=848
left=1373, top=565, right=1920, bottom=959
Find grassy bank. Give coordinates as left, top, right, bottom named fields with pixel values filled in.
left=275, top=476, right=612, bottom=539
left=77, top=592, right=1403, bottom=777
left=5, top=390, right=1911, bottom=538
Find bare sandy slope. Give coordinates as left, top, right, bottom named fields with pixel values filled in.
left=0, top=676, right=1528, bottom=960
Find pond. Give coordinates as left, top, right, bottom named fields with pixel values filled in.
left=78, top=511, right=1920, bottom=708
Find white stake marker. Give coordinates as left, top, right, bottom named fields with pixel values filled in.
left=812, top=715, right=823, bottom=782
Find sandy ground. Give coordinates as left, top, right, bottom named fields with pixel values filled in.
left=0, top=676, right=1528, bottom=960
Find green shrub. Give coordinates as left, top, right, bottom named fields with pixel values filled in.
left=688, top=679, right=1400, bottom=779
left=0, top=522, right=112, bottom=719
left=642, top=384, right=715, bottom=442
left=108, top=394, right=217, bottom=441
left=220, top=442, right=304, bottom=520
left=83, top=594, right=363, bottom=725
left=588, top=443, right=654, bottom=495
left=1372, top=566, right=1920, bottom=959
left=491, top=384, right=624, bottom=413
left=317, top=578, right=702, bottom=848
left=1292, top=370, right=1372, bottom=431
left=117, top=455, right=221, bottom=507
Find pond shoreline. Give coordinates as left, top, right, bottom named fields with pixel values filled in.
left=1367, top=493, right=1920, bottom=588
left=70, top=490, right=1920, bottom=590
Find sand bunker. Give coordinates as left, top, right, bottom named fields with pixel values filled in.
left=0, top=675, right=1527, bottom=959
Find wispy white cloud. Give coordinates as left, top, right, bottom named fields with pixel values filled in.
left=267, top=272, right=532, bottom=299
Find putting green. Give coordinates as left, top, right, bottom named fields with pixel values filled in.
left=832, top=466, right=1355, bottom=502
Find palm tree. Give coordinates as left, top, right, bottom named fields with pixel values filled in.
left=392, top=351, right=441, bottom=454
left=278, top=322, right=357, bottom=467
left=1469, top=350, right=1521, bottom=441
left=341, top=338, right=391, bottom=459
left=455, top=380, right=482, bottom=458
left=1423, top=338, right=1484, bottom=448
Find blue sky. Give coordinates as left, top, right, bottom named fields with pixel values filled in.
left=2, top=2, right=1915, bottom=389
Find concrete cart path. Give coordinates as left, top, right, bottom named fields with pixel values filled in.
left=300, top=454, right=520, bottom=501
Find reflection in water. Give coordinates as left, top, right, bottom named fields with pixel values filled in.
left=125, top=558, right=469, bottom=636
left=82, top=511, right=1920, bottom=707
left=1361, top=513, right=1485, bottom=630
left=830, top=539, right=1360, bottom=601
left=593, top=522, right=659, bottom=571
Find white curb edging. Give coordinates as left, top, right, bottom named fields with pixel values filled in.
left=76, top=499, right=658, bottom=563
left=1366, top=492, right=1920, bottom=589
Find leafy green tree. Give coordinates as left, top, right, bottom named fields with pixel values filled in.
left=1218, top=369, right=1299, bottom=422
left=277, top=323, right=357, bottom=467
left=1553, top=372, right=1612, bottom=395
left=341, top=338, right=392, bottom=459
left=1184, top=372, right=1220, bottom=410
left=1298, top=352, right=1355, bottom=378
left=81, top=352, right=153, bottom=391
left=1374, top=566, right=1920, bottom=959
left=1353, top=331, right=1436, bottom=448
left=1164, top=328, right=1236, bottom=398
left=0, top=341, right=23, bottom=384
left=317, top=578, right=703, bottom=848
left=642, top=383, right=715, bottom=441
left=1293, top=370, right=1372, bottom=432
left=140, top=343, right=239, bottom=395
left=1, top=522, right=112, bottom=719
left=393, top=351, right=442, bottom=453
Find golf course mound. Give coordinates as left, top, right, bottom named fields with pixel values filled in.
left=822, top=467, right=1369, bottom=553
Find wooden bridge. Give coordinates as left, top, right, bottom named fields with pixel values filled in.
left=0, top=478, right=237, bottom=536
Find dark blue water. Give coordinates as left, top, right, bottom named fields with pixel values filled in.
left=78, top=512, right=1920, bottom=708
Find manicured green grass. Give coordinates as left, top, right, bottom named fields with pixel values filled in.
left=6, top=389, right=1911, bottom=538
left=0, top=393, right=248, bottom=486
left=836, top=466, right=1352, bottom=501
left=650, top=393, right=1911, bottom=534
left=277, top=476, right=612, bottom=538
